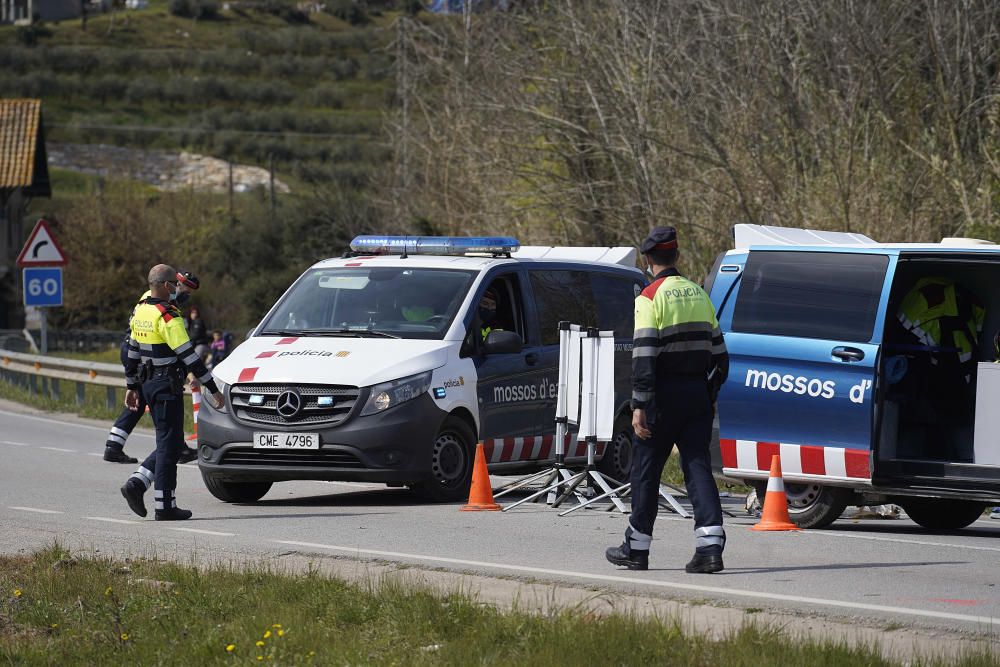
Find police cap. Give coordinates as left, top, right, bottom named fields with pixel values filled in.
left=177, top=270, right=200, bottom=290
left=639, top=226, right=678, bottom=255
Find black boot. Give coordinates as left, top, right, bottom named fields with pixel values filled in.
left=685, top=552, right=724, bottom=574
left=177, top=446, right=198, bottom=464
left=605, top=542, right=649, bottom=570
left=104, top=446, right=138, bottom=464
left=120, top=479, right=147, bottom=517
left=155, top=507, right=193, bottom=521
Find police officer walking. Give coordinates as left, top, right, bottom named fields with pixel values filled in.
left=103, top=270, right=202, bottom=464
left=120, top=265, right=223, bottom=520
left=605, top=226, right=729, bottom=573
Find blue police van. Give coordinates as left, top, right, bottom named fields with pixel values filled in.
left=707, top=224, right=1000, bottom=530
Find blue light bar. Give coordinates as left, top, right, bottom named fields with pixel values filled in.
left=350, top=236, right=520, bottom=256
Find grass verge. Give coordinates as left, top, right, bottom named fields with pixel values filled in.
left=4, top=545, right=988, bottom=666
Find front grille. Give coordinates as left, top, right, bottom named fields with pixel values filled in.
left=231, top=383, right=360, bottom=428
left=220, top=447, right=365, bottom=468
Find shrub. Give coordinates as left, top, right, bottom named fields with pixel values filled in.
left=14, top=23, right=52, bottom=47
left=325, top=0, right=370, bottom=26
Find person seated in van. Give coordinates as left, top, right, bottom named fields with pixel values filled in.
left=895, top=277, right=985, bottom=460
left=479, top=287, right=499, bottom=340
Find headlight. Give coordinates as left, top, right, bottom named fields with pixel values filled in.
left=202, top=380, right=227, bottom=414
left=360, top=371, right=432, bottom=416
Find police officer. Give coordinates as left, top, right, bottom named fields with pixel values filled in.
left=479, top=287, right=498, bottom=340
left=605, top=226, right=729, bottom=573
left=119, top=265, right=223, bottom=520
left=102, top=270, right=201, bottom=464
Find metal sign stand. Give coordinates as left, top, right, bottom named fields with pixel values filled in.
left=498, top=322, right=586, bottom=510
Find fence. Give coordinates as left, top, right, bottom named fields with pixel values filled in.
left=0, top=347, right=126, bottom=409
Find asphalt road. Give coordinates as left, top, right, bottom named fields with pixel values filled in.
left=2, top=400, right=1000, bottom=641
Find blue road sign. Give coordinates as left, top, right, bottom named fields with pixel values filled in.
left=23, top=267, right=63, bottom=307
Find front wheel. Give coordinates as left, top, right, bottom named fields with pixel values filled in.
left=753, top=481, right=851, bottom=529
left=597, top=416, right=632, bottom=483
left=201, top=472, right=273, bottom=503
left=410, top=416, right=475, bottom=503
left=899, top=498, right=986, bottom=530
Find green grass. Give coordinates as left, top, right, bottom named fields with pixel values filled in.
left=5, top=545, right=988, bottom=666
left=48, top=348, right=121, bottom=364
left=0, top=372, right=195, bottom=433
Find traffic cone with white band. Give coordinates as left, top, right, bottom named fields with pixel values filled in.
left=751, top=454, right=801, bottom=531
left=186, top=384, right=201, bottom=441
left=461, top=443, right=501, bottom=511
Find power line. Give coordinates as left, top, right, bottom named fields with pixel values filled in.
left=46, top=122, right=382, bottom=139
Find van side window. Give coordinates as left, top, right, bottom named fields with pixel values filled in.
left=529, top=270, right=598, bottom=344
left=732, top=251, right=888, bottom=342
left=591, top=273, right=641, bottom=338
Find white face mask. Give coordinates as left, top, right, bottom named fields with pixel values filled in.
left=168, top=290, right=178, bottom=302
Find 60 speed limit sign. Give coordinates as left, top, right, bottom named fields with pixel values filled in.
left=23, top=267, right=63, bottom=307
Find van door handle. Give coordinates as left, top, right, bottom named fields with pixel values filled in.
left=832, top=347, right=864, bottom=362
left=524, top=352, right=539, bottom=366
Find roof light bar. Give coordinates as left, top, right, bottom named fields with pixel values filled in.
left=349, top=236, right=520, bottom=256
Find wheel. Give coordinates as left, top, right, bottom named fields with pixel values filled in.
left=201, top=472, right=272, bottom=503
left=597, top=416, right=632, bottom=483
left=899, top=498, right=986, bottom=530
left=410, top=416, right=475, bottom=502
left=752, top=481, right=851, bottom=529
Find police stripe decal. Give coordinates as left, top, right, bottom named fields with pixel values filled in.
left=276, top=337, right=298, bottom=345
left=720, top=438, right=871, bottom=482
left=482, top=436, right=606, bottom=464
left=238, top=367, right=259, bottom=383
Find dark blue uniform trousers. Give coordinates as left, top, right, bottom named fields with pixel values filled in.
left=141, top=376, right=185, bottom=510
left=629, top=376, right=724, bottom=555
left=106, top=340, right=147, bottom=451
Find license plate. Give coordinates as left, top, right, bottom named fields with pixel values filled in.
left=253, top=432, right=319, bottom=449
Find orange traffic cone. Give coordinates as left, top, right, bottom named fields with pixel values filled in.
left=751, top=454, right=801, bottom=531
left=461, top=443, right=501, bottom=511
left=186, top=384, right=201, bottom=441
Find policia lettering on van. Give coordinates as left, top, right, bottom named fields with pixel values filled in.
left=705, top=224, right=1000, bottom=531
left=196, top=237, right=645, bottom=504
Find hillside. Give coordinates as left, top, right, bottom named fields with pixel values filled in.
left=0, top=1, right=399, bottom=187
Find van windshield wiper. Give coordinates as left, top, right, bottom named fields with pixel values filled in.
left=259, top=328, right=399, bottom=339
left=260, top=329, right=305, bottom=336
left=358, top=330, right=400, bottom=339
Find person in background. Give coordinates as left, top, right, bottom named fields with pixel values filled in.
left=210, top=330, right=227, bottom=365
left=186, top=305, right=211, bottom=360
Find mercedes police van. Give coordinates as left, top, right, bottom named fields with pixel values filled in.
left=197, top=236, right=645, bottom=503
left=708, top=224, right=1000, bottom=530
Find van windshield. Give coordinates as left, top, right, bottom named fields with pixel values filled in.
left=259, top=267, right=477, bottom=340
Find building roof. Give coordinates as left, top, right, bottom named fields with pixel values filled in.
left=0, top=99, right=50, bottom=196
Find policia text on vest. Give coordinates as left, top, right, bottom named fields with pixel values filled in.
left=119, top=265, right=223, bottom=522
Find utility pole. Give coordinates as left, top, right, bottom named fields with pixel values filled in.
left=268, top=153, right=275, bottom=226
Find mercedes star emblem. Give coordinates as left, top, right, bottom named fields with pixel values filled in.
left=276, top=389, right=303, bottom=419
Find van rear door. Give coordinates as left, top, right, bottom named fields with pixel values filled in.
left=715, top=249, right=896, bottom=485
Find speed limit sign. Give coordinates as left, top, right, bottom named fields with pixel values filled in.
left=23, top=267, right=63, bottom=307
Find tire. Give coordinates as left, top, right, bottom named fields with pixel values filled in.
left=753, top=481, right=851, bottom=529
left=201, top=472, right=273, bottom=503
left=597, top=416, right=632, bottom=484
left=899, top=498, right=986, bottom=530
left=410, top=416, right=475, bottom=503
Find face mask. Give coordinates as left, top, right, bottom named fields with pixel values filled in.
left=168, top=290, right=178, bottom=303
left=174, top=291, right=190, bottom=306
left=479, top=307, right=496, bottom=324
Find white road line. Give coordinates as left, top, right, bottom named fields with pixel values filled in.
left=0, top=440, right=31, bottom=446
left=167, top=527, right=235, bottom=537
left=807, top=530, right=1000, bottom=554
left=84, top=516, right=140, bottom=525
left=271, top=540, right=1000, bottom=627
left=0, top=408, right=154, bottom=437
left=40, top=446, right=77, bottom=453
left=9, top=506, right=64, bottom=514
left=86, top=453, right=104, bottom=457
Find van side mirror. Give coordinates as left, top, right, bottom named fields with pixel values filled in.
left=484, top=330, right=522, bottom=355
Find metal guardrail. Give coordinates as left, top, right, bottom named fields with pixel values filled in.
left=0, top=347, right=126, bottom=409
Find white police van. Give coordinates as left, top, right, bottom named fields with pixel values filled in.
left=198, top=236, right=645, bottom=502
left=707, top=224, right=1000, bottom=530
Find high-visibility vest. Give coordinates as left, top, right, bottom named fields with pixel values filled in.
left=897, top=277, right=984, bottom=365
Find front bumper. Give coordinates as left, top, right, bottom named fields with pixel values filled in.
left=197, top=392, right=448, bottom=484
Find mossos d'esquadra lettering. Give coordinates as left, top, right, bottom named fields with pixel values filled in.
left=744, top=368, right=836, bottom=399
